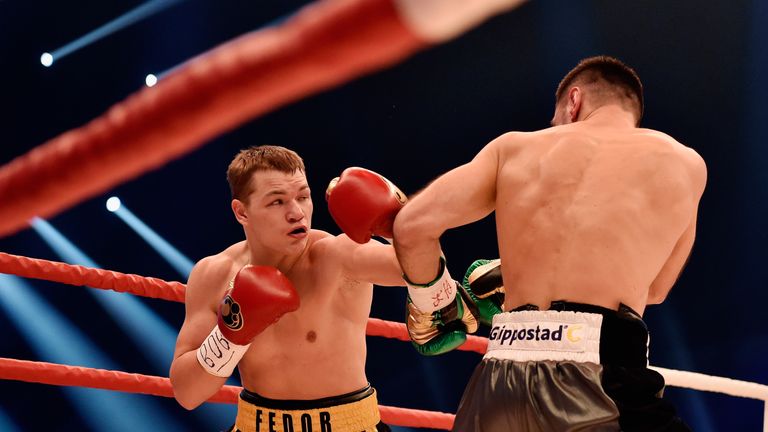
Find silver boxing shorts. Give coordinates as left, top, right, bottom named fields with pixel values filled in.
left=452, top=302, right=690, bottom=432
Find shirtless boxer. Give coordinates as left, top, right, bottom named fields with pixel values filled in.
left=392, top=56, right=706, bottom=431
left=169, top=146, right=408, bottom=432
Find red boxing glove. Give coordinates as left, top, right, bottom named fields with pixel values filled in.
left=197, top=265, right=299, bottom=377
left=218, top=265, right=299, bottom=345
left=326, top=167, right=407, bottom=243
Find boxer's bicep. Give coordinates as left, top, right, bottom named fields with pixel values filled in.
left=329, top=235, right=404, bottom=287
left=348, top=240, right=405, bottom=287
left=648, top=214, right=697, bottom=304
left=173, top=259, right=221, bottom=359
left=399, top=143, right=498, bottom=238
left=648, top=150, right=706, bottom=304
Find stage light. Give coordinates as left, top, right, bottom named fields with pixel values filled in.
left=106, top=196, right=121, bottom=212
left=107, top=201, right=194, bottom=278
left=0, top=407, right=22, bottom=432
left=0, top=274, right=183, bottom=431
left=145, top=74, right=158, bottom=87
left=41, top=0, right=184, bottom=65
left=40, top=52, right=53, bottom=67
left=30, top=216, right=230, bottom=427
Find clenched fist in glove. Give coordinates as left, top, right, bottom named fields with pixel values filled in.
left=405, top=257, right=480, bottom=356
left=326, top=167, right=407, bottom=243
left=462, top=259, right=505, bottom=326
left=196, top=265, right=299, bottom=377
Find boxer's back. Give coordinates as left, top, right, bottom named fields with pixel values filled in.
left=495, top=124, right=703, bottom=315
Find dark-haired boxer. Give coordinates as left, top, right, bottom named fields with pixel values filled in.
left=393, top=56, right=706, bottom=431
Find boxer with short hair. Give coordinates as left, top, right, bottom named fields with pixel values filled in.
left=170, top=146, right=407, bottom=432
left=393, top=56, right=706, bottom=431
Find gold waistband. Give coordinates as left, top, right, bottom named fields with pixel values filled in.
left=233, top=389, right=381, bottom=432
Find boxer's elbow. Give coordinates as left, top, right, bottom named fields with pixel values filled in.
left=647, top=290, right=669, bottom=305
left=393, top=205, right=440, bottom=247
left=171, top=382, right=205, bottom=410
left=169, top=362, right=206, bottom=410
left=392, top=214, right=413, bottom=246
left=175, top=394, right=202, bottom=411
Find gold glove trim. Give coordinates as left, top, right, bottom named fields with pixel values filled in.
left=467, top=259, right=506, bottom=302
left=407, top=293, right=479, bottom=346
left=407, top=300, right=440, bottom=345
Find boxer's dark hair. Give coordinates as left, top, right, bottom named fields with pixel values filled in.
left=556, top=56, right=644, bottom=125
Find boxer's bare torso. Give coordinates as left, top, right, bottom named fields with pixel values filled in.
left=171, top=168, right=403, bottom=409
left=216, top=236, right=372, bottom=399
left=179, top=232, right=398, bottom=401
left=395, top=107, right=706, bottom=316
left=494, top=117, right=706, bottom=315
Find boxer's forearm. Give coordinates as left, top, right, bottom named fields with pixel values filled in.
left=169, top=350, right=228, bottom=410
left=392, top=206, right=444, bottom=284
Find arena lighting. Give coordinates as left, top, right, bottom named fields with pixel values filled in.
left=142, top=63, right=179, bottom=86
left=0, top=408, right=22, bottom=432
left=139, top=5, right=295, bottom=88
left=29, top=217, right=232, bottom=428
left=40, top=52, right=53, bottom=67
left=106, top=200, right=194, bottom=278
left=40, top=0, right=184, bottom=66
left=30, top=218, right=179, bottom=371
left=145, top=73, right=158, bottom=87
left=106, top=196, right=121, bottom=212
left=0, top=274, right=183, bottom=431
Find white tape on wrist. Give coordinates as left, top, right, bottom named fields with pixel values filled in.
left=406, top=262, right=457, bottom=313
left=196, top=326, right=250, bottom=378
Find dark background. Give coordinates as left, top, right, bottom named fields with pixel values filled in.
left=1, top=0, right=766, bottom=430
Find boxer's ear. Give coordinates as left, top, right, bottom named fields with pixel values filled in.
left=567, top=86, right=583, bottom=123
left=232, top=199, right=248, bottom=225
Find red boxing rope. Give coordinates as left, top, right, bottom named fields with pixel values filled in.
left=0, top=252, right=185, bottom=302
left=0, top=357, right=455, bottom=430
left=0, top=0, right=427, bottom=238
left=0, top=252, right=489, bottom=353
left=0, top=357, right=236, bottom=403
left=367, top=317, right=488, bottom=354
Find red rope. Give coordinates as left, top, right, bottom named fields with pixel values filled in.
left=0, top=357, right=236, bottom=403
left=0, top=357, right=454, bottom=429
left=379, top=405, right=454, bottom=430
left=0, top=252, right=185, bottom=302
left=0, top=0, right=426, bottom=238
left=0, top=252, right=488, bottom=353
left=367, top=317, right=487, bottom=354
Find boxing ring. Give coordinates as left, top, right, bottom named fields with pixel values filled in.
left=0, top=0, right=765, bottom=429
left=1, top=252, right=767, bottom=429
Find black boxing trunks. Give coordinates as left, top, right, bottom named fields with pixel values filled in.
left=453, top=301, right=690, bottom=432
left=228, top=384, right=390, bottom=432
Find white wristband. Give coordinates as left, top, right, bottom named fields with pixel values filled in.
left=196, top=326, right=250, bottom=378
left=406, top=259, right=457, bottom=313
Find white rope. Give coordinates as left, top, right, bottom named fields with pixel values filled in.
left=653, top=366, right=768, bottom=400
left=653, top=366, right=768, bottom=431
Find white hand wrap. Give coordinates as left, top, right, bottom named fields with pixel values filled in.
left=406, top=258, right=457, bottom=313
left=196, top=325, right=250, bottom=378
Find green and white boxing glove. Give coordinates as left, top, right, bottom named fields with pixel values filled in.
left=462, top=259, right=505, bottom=326
left=405, top=257, right=479, bottom=356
